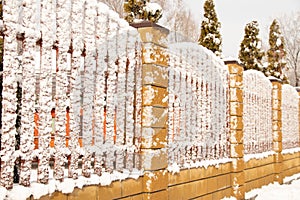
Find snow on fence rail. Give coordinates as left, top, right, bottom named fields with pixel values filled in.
left=168, top=43, right=230, bottom=169
left=0, top=0, right=142, bottom=192
left=243, top=70, right=273, bottom=154
left=282, top=84, right=299, bottom=150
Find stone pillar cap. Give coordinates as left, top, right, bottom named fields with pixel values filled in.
left=130, top=20, right=169, bottom=34
left=268, top=76, right=283, bottom=83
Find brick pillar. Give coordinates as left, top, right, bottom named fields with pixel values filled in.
left=225, top=61, right=245, bottom=200
left=131, top=21, right=169, bottom=199
left=270, top=79, right=283, bottom=184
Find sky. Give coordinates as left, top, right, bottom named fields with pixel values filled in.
left=186, top=0, right=300, bottom=58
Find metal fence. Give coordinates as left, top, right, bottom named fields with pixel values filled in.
left=243, top=70, right=273, bottom=154
left=168, top=43, right=230, bottom=167
left=0, top=0, right=142, bottom=189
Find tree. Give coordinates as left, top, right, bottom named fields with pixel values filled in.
left=239, top=21, right=265, bottom=71
left=123, top=0, right=162, bottom=23
left=104, top=0, right=199, bottom=42
left=101, top=0, right=125, bottom=18
left=264, top=19, right=288, bottom=82
left=277, top=12, right=300, bottom=86
left=154, top=0, right=199, bottom=42
left=198, top=0, right=222, bottom=56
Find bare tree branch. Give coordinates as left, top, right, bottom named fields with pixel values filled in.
left=278, top=11, right=300, bottom=86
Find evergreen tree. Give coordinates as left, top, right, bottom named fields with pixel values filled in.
left=124, top=0, right=162, bottom=23
left=239, top=21, right=265, bottom=71
left=198, top=0, right=222, bottom=56
left=265, top=19, right=288, bottom=82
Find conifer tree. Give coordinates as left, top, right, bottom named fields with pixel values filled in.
left=198, top=0, right=222, bottom=56
left=124, top=0, right=162, bottom=23
left=239, top=21, right=265, bottom=71
left=265, top=19, right=288, bottom=82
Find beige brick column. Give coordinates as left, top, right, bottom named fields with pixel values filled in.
left=270, top=79, right=283, bottom=184
left=131, top=21, right=169, bottom=199
left=225, top=61, right=245, bottom=200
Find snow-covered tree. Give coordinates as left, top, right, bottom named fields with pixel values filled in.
left=123, top=0, right=162, bottom=23
left=239, top=21, right=265, bottom=71
left=264, top=19, right=288, bottom=82
left=277, top=12, right=300, bottom=86
left=198, top=0, right=222, bottom=56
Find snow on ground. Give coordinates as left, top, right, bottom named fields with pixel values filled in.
left=0, top=168, right=143, bottom=200
left=223, top=173, right=300, bottom=200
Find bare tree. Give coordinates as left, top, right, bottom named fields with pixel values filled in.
left=277, top=11, right=300, bottom=86
left=153, top=0, right=199, bottom=42
left=100, top=0, right=125, bottom=18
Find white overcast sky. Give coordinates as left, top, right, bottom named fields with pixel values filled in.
left=186, top=0, right=300, bottom=58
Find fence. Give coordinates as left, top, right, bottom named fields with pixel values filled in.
left=168, top=43, right=230, bottom=168
left=243, top=70, right=273, bottom=154
left=0, top=1, right=300, bottom=200
left=282, top=84, right=300, bottom=149
left=0, top=0, right=142, bottom=190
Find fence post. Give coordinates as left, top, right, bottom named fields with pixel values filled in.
left=225, top=61, right=245, bottom=200
left=131, top=21, right=169, bottom=199
left=270, top=78, right=283, bottom=184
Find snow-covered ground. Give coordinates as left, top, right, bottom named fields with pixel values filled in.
left=223, top=173, right=300, bottom=200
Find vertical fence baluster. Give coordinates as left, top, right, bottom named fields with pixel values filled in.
left=125, top=29, right=138, bottom=171
left=54, top=0, right=71, bottom=181
left=81, top=0, right=97, bottom=178
left=93, top=3, right=110, bottom=175
left=0, top=0, right=19, bottom=189
left=20, top=0, right=38, bottom=186
left=38, top=0, right=55, bottom=184
left=68, top=0, right=84, bottom=179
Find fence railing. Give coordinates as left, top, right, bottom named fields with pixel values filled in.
left=243, top=70, right=273, bottom=154
left=0, top=1, right=299, bottom=197
left=282, top=84, right=300, bottom=149
left=0, top=0, right=142, bottom=189
left=168, top=43, right=230, bottom=167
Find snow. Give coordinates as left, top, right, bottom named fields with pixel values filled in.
left=244, top=151, right=274, bottom=162
left=243, top=70, right=273, bottom=154
left=0, top=168, right=144, bottom=200
left=282, top=147, right=300, bottom=155
left=276, top=37, right=282, bottom=46
left=246, top=177, right=300, bottom=200
left=222, top=174, right=300, bottom=200
left=144, top=2, right=162, bottom=15
left=282, top=85, right=299, bottom=149
left=0, top=0, right=144, bottom=196
left=168, top=42, right=230, bottom=170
